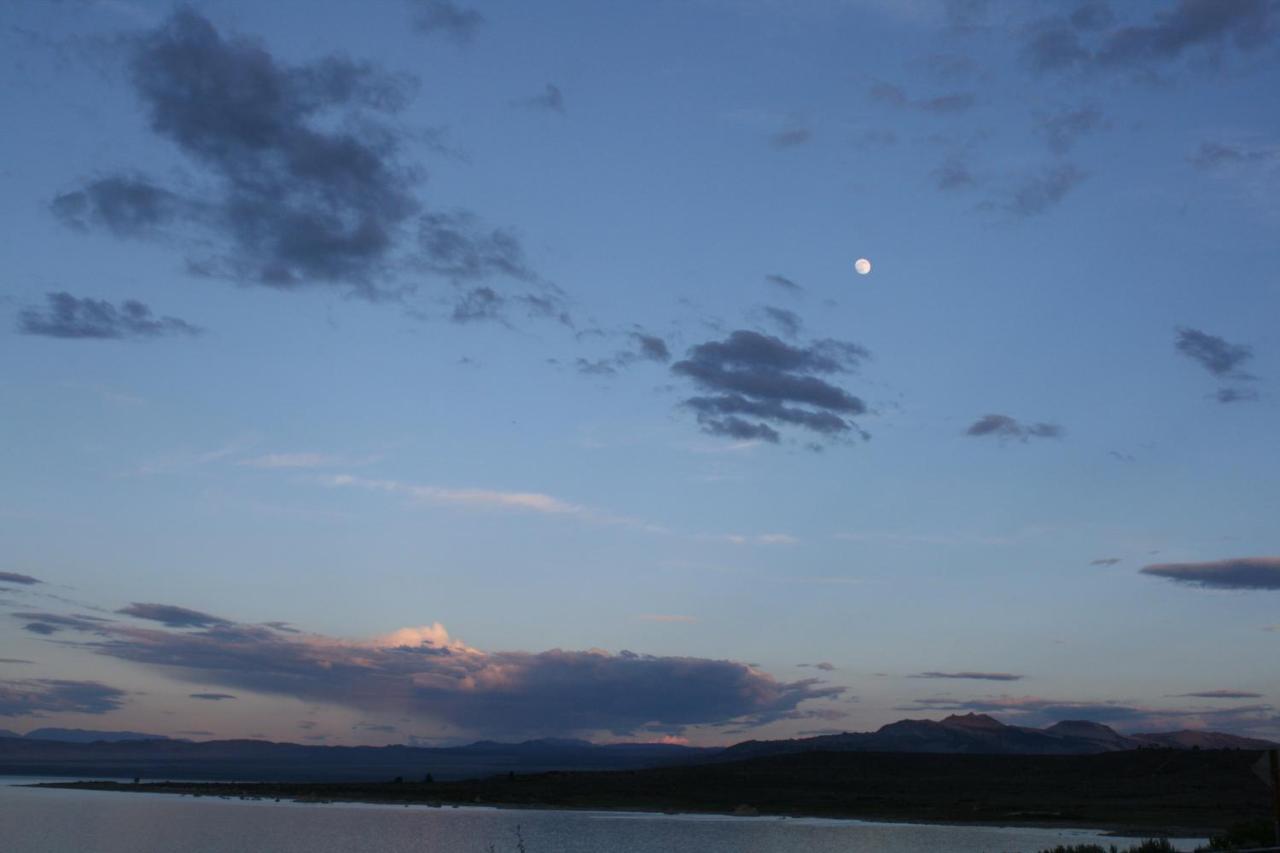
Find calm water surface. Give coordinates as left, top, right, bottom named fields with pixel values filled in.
left=1, top=777, right=1207, bottom=853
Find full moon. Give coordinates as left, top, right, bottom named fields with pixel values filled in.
left=855, top=258, right=872, bottom=275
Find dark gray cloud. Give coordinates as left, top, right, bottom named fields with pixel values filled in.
left=1091, top=557, right=1122, bottom=566
left=1170, top=689, right=1264, bottom=699
left=770, top=128, right=812, bottom=149
left=910, top=671, right=1025, bottom=681
left=1070, top=1, right=1115, bottom=31
left=1191, top=141, right=1280, bottom=168
left=572, top=332, right=671, bottom=377
left=0, top=679, right=127, bottom=717
left=189, top=692, right=237, bottom=701
left=450, top=286, right=505, bottom=324
left=869, top=82, right=976, bottom=114
left=14, top=612, right=112, bottom=635
left=1141, top=557, right=1280, bottom=590
left=765, top=274, right=803, bottom=294
left=1215, top=387, right=1260, bottom=404
left=761, top=306, right=802, bottom=338
left=632, top=333, right=671, bottom=363
left=515, top=83, right=565, bottom=114
left=408, top=0, right=484, bottom=43
left=117, top=603, right=231, bottom=628
left=1097, top=0, right=1277, bottom=66
left=672, top=330, right=870, bottom=445
left=54, top=9, right=419, bottom=293
left=58, top=618, right=841, bottom=738
left=51, top=175, right=191, bottom=237
left=1025, top=0, right=1278, bottom=74
left=965, top=414, right=1063, bottom=442
left=0, top=572, right=41, bottom=586
left=54, top=9, right=535, bottom=307
left=1004, top=164, right=1086, bottom=216
left=1175, top=327, right=1255, bottom=379
left=0, top=659, right=35, bottom=665
left=1036, top=106, right=1104, bottom=154
left=417, top=212, right=535, bottom=284
left=18, top=292, right=202, bottom=340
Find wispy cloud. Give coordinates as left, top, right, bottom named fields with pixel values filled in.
left=910, top=671, right=1025, bottom=682
left=323, top=474, right=667, bottom=533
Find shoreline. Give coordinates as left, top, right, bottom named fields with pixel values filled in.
left=26, top=780, right=1216, bottom=839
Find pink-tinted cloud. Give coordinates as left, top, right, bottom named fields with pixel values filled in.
left=43, top=609, right=840, bottom=739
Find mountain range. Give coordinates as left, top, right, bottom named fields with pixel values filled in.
left=1, top=714, right=1273, bottom=782
left=716, top=713, right=1277, bottom=761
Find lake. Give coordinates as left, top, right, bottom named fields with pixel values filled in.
left=1, top=777, right=1207, bottom=853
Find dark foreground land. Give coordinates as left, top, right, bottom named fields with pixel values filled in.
left=35, top=748, right=1273, bottom=836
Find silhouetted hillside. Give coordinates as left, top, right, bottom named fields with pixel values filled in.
left=717, top=714, right=1276, bottom=761
left=39, top=748, right=1276, bottom=834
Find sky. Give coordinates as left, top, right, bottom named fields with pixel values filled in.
left=1, top=0, right=1278, bottom=748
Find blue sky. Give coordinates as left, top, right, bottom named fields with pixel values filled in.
left=1, top=0, right=1278, bottom=747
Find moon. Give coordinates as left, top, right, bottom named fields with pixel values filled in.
left=855, top=258, right=872, bottom=275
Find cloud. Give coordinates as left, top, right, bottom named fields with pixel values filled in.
left=770, top=128, right=812, bottom=149
left=869, top=82, right=976, bottom=114
left=798, top=662, right=837, bottom=672
left=18, top=293, right=202, bottom=340
left=631, top=333, right=671, bottom=363
left=1091, top=558, right=1122, bottom=566
left=715, top=533, right=799, bottom=545
left=1215, top=387, right=1259, bottom=404
left=672, top=330, right=870, bottom=445
left=408, top=0, right=484, bottom=43
left=450, top=287, right=505, bottom=323
left=51, top=175, right=191, bottom=237
left=324, top=474, right=664, bottom=532
left=1141, top=557, right=1280, bottom=590
left=0, top=679, right=128, bottom=717
left=52, top=615, right=841, bottom=738
left=1170, top=690, right=1264, bottom=699
left=54, top=9, right=534, bottom=305
left=515, top=84, right=565, bottom=114
left=965, top=414, right=1063, bottom=442
left=764, top=274, right=803, bottom=294
left=189, top=692, right=237, bottom=701
left=0, top=572, right=41, bottom=586
left=117, top=603, right=232, bottom=628
left=1191, top=141, right=1280, bottom=168
left=910, top=671, right=1025, bottom=681
left=1175, top=327, right=1255, bottom=379
left=1004, top=164, right=1086, bottom=216
left=934, top=156, right=976, bottom=190
left=571, top=332, right=672, bottom=376
left=1097, top=0, right=1277, bottom=66
left=760, top=306, right=803, bottom=338
left=1025, top=0, right=1278, bottom=74
left=14, top=612, right=112, bottom=635
left=1036, top=105, right=1104, bottom=154
left=238, top=453, right=346, bottom=469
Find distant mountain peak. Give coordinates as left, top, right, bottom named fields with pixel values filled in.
left=940, top=713, right=1006, bottom=730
